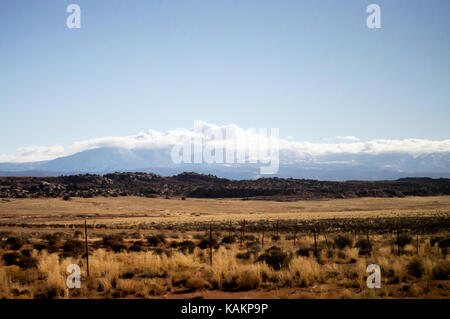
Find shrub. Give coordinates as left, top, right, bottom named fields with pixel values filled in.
left=236, top=251, right=253, bottom=260
left=172, top=272, right=190, bottom=287
left=257, top=246, right=292, bottom=270
left=73, top=230, right=83, bottom=239
left=146, top=234, right=166, bottom=247
left=222, top=271, right=261, bottom=291
left=356, top=238, right=372, bottom=255
left=2, top=252, right=37, bottom=269
left=148, top=282, right=167, bottom=296
left=396, top=234, right=412, bottom=248
left=198, top=237, right=219, bottom=250
left=432, top=261, right=450, bottom=280
left=245, top=234, right=256, bottom=241
left=6, top=237, right=26, bottom=250
left=430, top=236, right=450, bottom=253
left=44, top=233, right=63, bottom=245
left=406, top=258, right=424, bottom=278
left=129, top=241, right=145, bottom=252
left=271, top=235, right=280, bottom=241
left=102, top=234, right=126, bottom=252
left=221, top=236, right=236, bottom=244
left=185, top=277, right=210, bottom=291
left=111, top=242, right=126, bottom=253
left=2, top=252, right=20, bottom=266
left=17, top=256, right=38, bottom=269
left=237, top=271, right=261, bottom=291
left=297, top=248, right=314, bottom=257
left=21, top=249, right=32, bottom=257
left=334, top=235, right=352, bottom=249
left=62, top=239, right=84, bottom=257
left=153, top=247, right=172, bottom=257
left=171, top=240, right=196, bottom=254
left=33, top=243, right=47, bottom=251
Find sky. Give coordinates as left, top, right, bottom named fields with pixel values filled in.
left=0, top=0, right=449, bottom=161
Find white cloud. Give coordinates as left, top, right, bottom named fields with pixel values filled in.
left=0, top=145, right=65, bottom=163
left=335, top=136, right=360, bottom=141
left=1, top=121, right=450, bottom=163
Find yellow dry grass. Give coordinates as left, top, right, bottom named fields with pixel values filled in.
left=1, top=196, right=449, bottom=228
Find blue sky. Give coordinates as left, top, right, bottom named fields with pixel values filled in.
left=0, top=0, right=449, bottom=156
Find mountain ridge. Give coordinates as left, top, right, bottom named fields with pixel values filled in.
left=0, top=147, right=449, bottom=181
left=1, top=171, right=449, bottom=200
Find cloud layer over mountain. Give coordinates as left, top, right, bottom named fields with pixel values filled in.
left=1, top=121, right=450, bottom=163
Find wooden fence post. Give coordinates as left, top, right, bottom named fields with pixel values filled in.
left=416, top=230, right=419, bottom=255
left=84, top=218, right=90, bottom=278
left=293, top=231, right=296, bottom=248
left=313, top=228, right=318, bottom=258
left=209, top=223, right=213, bottom=266
left=397, top=229, right=400, bottom=256
left=366, top=230, right=371, bottom=256
left=322, top=228, right=329, bottom=250
left=276, top=220, right=279, bottom=237
left=262, top=229, right=264, bottom=248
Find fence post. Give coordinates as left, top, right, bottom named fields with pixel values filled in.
left=243, top=219, right=246, bottom=243
left=84, top=218, right=90, bottom=278
left=276, top=220, right=279, bottom=237
left=416, top=230, right=419, bottom=255
left=293, top=231, right=296, bottom=248
left=366, top=230, right=371, bottom=256
left=397, top=229, right=400, bottom=256
left=313, top=228, right=318, bottom=258
left=322, top=228, right=329, bottom=250
left=209, top=223, right=213, bottom=266
left=262, top=229, right=264, bottom=248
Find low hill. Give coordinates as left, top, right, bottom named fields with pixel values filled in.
left=1, top=172, right=449, bottom=200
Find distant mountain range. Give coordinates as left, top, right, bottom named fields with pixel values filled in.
left=0, top=146, right=449, bottom=180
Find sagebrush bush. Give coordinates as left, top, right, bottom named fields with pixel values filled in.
left=222, top=270, right=261, bottom=291
left=2, top=252, right=20, bottom=266
left=170, top=240, right=196, bottom=254
left=406, top=258, right=424, bottom=278
left=129, top=241, right=145, bottom=252
left=198, top=237, right=219, bottom=250
left=396, top=234, right=412, bottom=248
left=102, top=234, right=126, bottom=252
left=221, top=236, right=236, bottom=244
left=432, top=261, right=450, bottom=280
left=62, top=239, right=84, bottom=257
left=334, top=235, right=352, bottom=249
left=5, top=237, right=26, bottom=250
left=185, top=277, right=210, bottom=291
left=257, top=246, right=292, bottom=270
left=356, top=238, right=372, bottom=255
left=271, top=235, right=280, bottom=242
left=146, top=234, right=166, bottom=247
left=2, top=252, right=37, bottom=269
